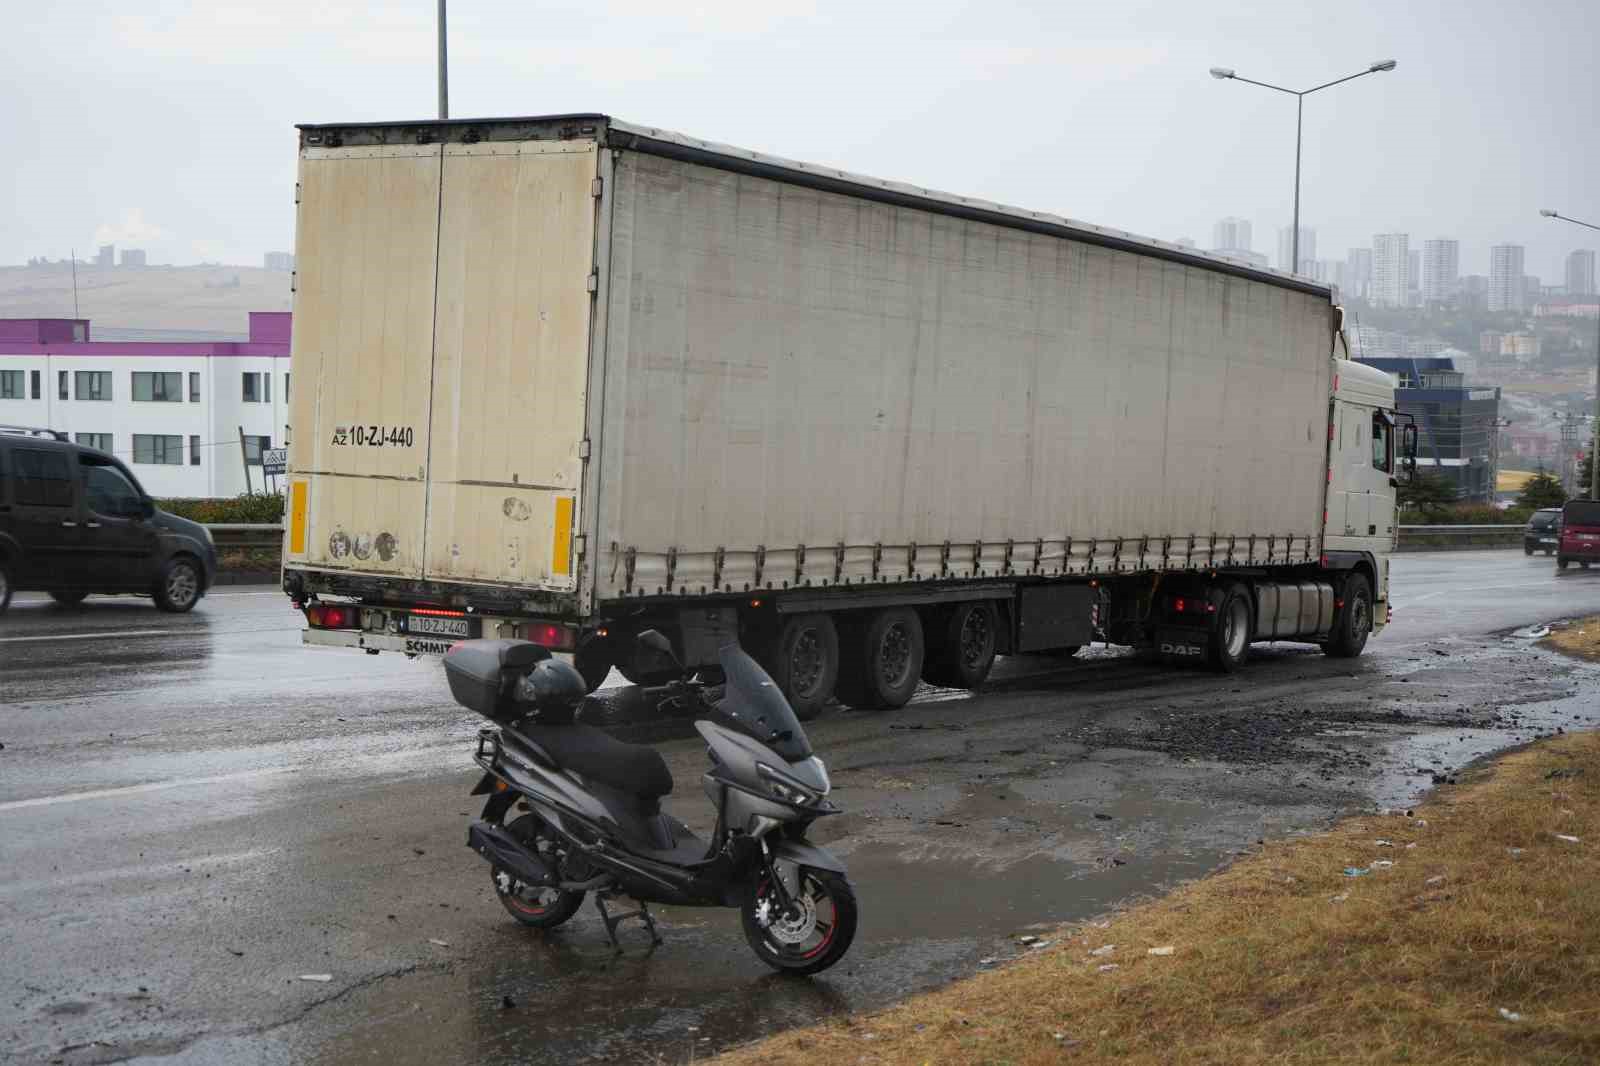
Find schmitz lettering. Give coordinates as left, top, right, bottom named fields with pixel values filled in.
left=405, top=638, right=454, bottom=656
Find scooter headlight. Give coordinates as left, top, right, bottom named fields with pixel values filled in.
left=756, top=762, right=817, bottom=807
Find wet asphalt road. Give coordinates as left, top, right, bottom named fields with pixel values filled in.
left=3, top=552, right=1599, bottom=1065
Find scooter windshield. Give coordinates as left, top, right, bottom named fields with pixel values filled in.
left=717, top=643, right=813, bottom=762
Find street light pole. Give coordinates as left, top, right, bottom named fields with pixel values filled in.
left=437, top=0, right=449, bottom=120
left=1209, top=60, right=1397, bottom=276
left=1540, top=208, right=1600, bottom=501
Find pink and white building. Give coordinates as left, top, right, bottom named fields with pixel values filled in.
left=0, top=312, right=290, bottom=497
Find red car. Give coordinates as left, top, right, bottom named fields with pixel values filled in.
left=1557, top=499, right=1600, bottom=570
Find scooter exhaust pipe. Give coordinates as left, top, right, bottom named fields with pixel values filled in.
left=467, top=821, right=557, bottom=887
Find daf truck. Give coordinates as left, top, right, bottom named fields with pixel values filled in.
left=280, top=113, right=1411, bottom=718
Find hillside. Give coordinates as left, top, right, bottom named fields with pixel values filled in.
left=0, top=263, right=292, bottom=336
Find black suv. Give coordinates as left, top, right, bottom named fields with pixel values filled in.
left=1524, top=507, right=1562, bottom=556
left=0, top=427, right=217, bottom=614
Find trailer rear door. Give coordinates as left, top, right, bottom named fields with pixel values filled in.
left=422, top=141, right=598, bottom=590
left=286, top=144, right=443, bottom=578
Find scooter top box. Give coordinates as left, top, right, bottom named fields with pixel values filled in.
left=444, top=639, right=550, bottom=720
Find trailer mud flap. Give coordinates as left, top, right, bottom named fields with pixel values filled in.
left=1156, top=627, right=1207, bottom=663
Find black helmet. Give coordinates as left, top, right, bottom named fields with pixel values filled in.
left=515, top=658, right=588, bottom=720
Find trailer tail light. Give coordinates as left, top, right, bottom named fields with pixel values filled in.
left=305, top=604, right=358, bottom=629
left=411, top=606, right=467, bottom=618
left=521, top=622, right=577, bottom=651
left=1169, top=596, right=1215, bottom=617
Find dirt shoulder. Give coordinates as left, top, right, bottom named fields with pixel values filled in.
left=715, top=731, right=1600, bottom=1065
left=1545, top=616, right=1600, bottom=663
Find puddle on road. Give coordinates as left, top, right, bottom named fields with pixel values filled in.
left=268, top=840, right=1229, bottom=1066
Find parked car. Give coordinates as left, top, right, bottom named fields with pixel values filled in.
left=1556, top=498, right=1600, bottom=571
left=0, top=426, right=217, bottom=614
left=1524, top=508, right=1563, bottom=555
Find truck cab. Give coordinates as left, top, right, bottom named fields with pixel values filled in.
left=1323, top=359, right=1405, bottom=630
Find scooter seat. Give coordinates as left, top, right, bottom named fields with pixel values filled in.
left=509, top=723, right=673, bottom=799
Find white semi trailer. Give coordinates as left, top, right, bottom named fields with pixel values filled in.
left=281, top=113, right=1410, bottom=717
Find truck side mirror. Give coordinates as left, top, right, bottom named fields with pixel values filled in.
left=1400, top=425, right=1419, bottom=485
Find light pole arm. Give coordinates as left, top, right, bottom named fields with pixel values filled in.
left=1303, top=68, right=1382, bottom=96
left=1547, top=212, right=1600, bottom=233
left=1224, top=74, right=1299, bottom=96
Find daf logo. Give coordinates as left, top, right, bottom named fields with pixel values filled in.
left=1160, top=642, right=1203, bottom=656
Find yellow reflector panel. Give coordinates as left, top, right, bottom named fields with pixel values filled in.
left=551, top=496, right=575, bottom=576
left=289, top=480, right=309, bottom=555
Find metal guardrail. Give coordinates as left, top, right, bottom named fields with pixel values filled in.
left=200, top=523, right=1528, bottom=558
left=205, top=523, right=283, bottom=550
left=1396, top=524, right=1523, bottom=550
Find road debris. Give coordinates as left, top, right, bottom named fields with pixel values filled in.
left=1374, top=839, right=1394, bottom=847
left=1498, top=1008, right=1522, bottom=1022
left=1089, top=944, right=1116, bottom=957
left=1329, top=893, right=1349, bottom=903
left=1016, top=934, right=1040, bottom=945
left=1425, top=875, right=1446, bottom=885
left=1343, top=867, right=1371, bottom=877
left=1555, top=834, right=1581, bottom=844
left=427, top=938, right=450, bottom=947
left=1147, top=946, right=1175, bottom=956
left=1027, top=940, right=1053, bottom=950
left=298, top=974, right=333, bottom=983
left=1372, top=860, right=1395, bottom=869
left=1096, top=963, right=1120, bottom=973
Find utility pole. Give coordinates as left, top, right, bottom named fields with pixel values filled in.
left=70, top=248, right=79, bottom=318
left=437, top=0, right=449, bottom=120
left=1539, top=208, right=1600, bottom=499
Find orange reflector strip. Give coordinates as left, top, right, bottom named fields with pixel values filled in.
left=289, top=480, right=309, bottom=555
left=552, top=497, right=575, bottom=577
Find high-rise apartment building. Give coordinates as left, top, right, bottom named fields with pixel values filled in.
left=1345, top=247, right=1373, bottom=300
left=1421, top=239, right=1460, bottom=304
left=1566, top=249, right=1596, bottom=296
left=1212, top=217, right=1253, bottom=253
left=1371, top=234, right=1410, bottom=307
left=1276, top=226, right=1316, bottom=274
left=1488, top=244, right=1526, bottom=312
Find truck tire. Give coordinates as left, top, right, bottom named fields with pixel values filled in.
left=0, top=558, right=12, bottom=615
left=837, top=607, right=925, bottom=710
left=767, top=614, right=839, bottom=722
left=1558, top=557, right=1569, bottom=570
left=922, top=601, right=998, bottom=689
left=1321, top=573, right=1372, bottom=659
left=1206, top=583, right=1252, bottom=673
left=573, top=638, right=614, bottom=693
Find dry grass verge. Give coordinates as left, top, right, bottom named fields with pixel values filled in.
left=714, top=733, right=1600, bottom=1065
left=1546, top=617, right=1600, bottom=664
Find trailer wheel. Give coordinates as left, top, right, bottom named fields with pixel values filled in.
left=922, top=601, right=998, bottom=689
left=768, top=614, right=839, bottom=721
left=1321, top=573, right=1372, bottom=659
left=838, top=607, right=925, bottom=710
left=1206, top=583, right=1252, bottom=673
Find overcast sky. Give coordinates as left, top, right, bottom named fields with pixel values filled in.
left=3, top=0, right=1597, bottom=281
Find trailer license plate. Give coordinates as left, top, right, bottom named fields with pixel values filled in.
left=404, top=615, right=474, bottom=638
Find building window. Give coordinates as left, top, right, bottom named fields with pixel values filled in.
left=0, top=370, right=23, bottom=399
left=189, top=372, right=201, bottom=403
left=190, top=435, right=201, bottom=466
left=76, top=371, right=112, bottom=401
left=58, top=370, right=68, bottom=400
left=132, top=434, right=184, bottom=465
left=243, top=434, right=271, bottom=464
left=13, top=447, right=74, bottom=507
left=264, top=372, right=271, bottom=403
left=242, top=372, right=261, bottom=402
left=75, top=432, right=114, bottom=453
left=30, top=370, right=41, bottom=399
left=132, top=371, right=183, bottom=402
left=284, top=372, right=291, bottom=401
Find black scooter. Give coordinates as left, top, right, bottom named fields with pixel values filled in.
left=445, top=631, right=858, bottom=975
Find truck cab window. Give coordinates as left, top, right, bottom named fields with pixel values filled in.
left=1371, top=412, right=1393, bottom=474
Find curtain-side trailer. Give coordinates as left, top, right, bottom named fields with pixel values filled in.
left=281, top=114, right=1406, bottom=718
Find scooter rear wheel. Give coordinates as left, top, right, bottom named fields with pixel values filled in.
left=492, top=815, right=586, bottom=929
left=742, top=868, right=857, bottom=975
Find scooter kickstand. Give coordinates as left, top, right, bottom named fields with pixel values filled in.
left=593, top=894, right=664, bottom=950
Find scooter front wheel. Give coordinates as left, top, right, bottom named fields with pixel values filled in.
left=492, top=814, right=586, bottom=930
left=742, top=868, right=858, bottom=975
